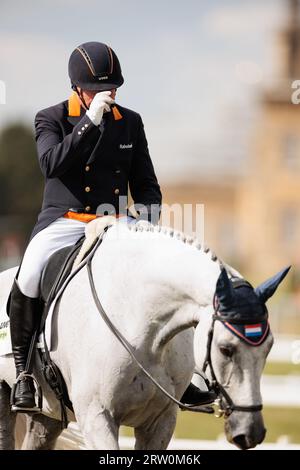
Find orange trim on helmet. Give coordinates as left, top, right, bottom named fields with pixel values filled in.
left=107, top=46, right=114, bottom=74
left=76, top=46, right=96, bottom=76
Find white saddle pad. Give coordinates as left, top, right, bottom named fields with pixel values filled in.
left=0, top=292, right=60, bottom=357
left=0, top=301, right=12, bottom=356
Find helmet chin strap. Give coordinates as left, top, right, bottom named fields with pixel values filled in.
left=72, top=84, right=89, bottom=111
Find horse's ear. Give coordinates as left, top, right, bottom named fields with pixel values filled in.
left=255, top=266, right=291, bottom=304
left=216, top=268, right=235, bottom=307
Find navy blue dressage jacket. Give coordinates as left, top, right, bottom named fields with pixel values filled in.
left=30, top=100, right=162, bottom=240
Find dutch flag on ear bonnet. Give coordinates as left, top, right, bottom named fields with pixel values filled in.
left=245, top=324, right=262, bottom=337
left=223, top=320, right=270, bottom=346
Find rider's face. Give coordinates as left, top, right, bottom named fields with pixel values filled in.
left=78, top=88, right=117, bottom=108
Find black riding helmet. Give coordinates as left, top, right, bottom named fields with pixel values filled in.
left=68, top=41, right=124, bottom=92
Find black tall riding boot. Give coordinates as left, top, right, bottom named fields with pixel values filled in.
left=9, top=279, right=41, bottom=411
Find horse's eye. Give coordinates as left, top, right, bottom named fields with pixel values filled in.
left=220, top=346, right=234, bottom=358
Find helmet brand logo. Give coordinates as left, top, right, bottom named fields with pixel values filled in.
left=98, top=76, right=108, bottom=80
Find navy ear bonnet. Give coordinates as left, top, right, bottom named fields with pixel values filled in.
left=215, top=278, right=269, bottom=346
left=214, top=266, right=291, bottom=346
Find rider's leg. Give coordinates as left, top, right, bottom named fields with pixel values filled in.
left=9, top=281, right=41, bottom=411
left=17, top=217, right=87, bottom=298
left=9, top=217, right=86, bottom=412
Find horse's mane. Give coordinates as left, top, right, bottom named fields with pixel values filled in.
left=73, top=217, right=228, bottom=271
left=126, top=221, right=244, bottom=283
left=127, top=221, right=219, bottom=263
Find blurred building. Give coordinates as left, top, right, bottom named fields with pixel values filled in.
left=237, top=0, right=300, bottom=280
left=162, top=0, right=300, bottom=283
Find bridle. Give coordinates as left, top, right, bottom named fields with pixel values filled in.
left=201, top=290, right=265, bottom=418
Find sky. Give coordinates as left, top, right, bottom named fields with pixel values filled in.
left=0, top=0, right=286, bottom=182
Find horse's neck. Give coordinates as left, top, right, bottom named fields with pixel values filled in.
left=99, top=228, right=222, bottom=352
left=150, top=247, right=221, bottom=353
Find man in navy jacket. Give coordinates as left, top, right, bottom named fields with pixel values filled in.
left=8, top=41, right=214, bottom=412
left=32, top=45, right=162, bottom=239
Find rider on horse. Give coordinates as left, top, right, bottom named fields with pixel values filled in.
left=7, top=41, right=214, bottom=412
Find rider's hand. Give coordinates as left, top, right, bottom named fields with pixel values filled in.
left=86, top=91, right=115, bottom=126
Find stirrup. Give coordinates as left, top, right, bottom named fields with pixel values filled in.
left=10, top=372, right=43, bottom=413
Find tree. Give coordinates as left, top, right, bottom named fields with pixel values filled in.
left=0, top=123, right=44, bottom=240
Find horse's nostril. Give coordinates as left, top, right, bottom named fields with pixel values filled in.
left=232, top=434, right=251, bottom=450
left=258, top=428, right=266, bottom=444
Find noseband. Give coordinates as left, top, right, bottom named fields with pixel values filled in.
left=202, top=287, right=264, bottom=417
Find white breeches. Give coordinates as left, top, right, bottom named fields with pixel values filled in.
left=17, top=216, right=134, bottom=298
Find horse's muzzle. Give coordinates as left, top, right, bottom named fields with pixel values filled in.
left=232, top=428, right=266, bottom=450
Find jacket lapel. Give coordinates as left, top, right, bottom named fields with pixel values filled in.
left=63, top=99, right=125, bottom=164
left=86, top=107, right=124, bottom=164
left=86, top=112, right=111, bottom=164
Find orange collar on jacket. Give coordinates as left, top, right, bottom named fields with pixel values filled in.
left=68, top=91, right=122, bottom=121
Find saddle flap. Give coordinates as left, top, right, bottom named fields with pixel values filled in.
left=40, top=236, right=85, bottom=303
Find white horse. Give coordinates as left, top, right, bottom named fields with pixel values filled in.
left=0, top=218, right=289, bottom=450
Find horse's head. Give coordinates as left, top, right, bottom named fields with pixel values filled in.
left=195, top=266, right=290, bottom=450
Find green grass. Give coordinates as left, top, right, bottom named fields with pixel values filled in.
left=121, top=406, right=300, bottom=443
left=263, top=361, right=300, bottom=375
